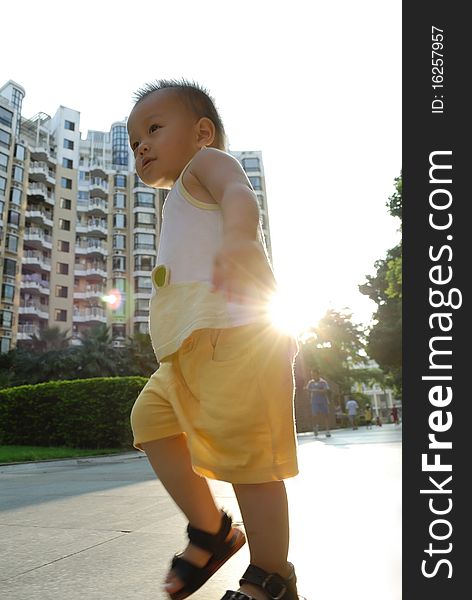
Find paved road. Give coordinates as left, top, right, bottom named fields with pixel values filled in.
left=0, top=425, right=401, bottom=599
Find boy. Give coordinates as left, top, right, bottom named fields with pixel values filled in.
left=127, top=79, right=303, bottom=600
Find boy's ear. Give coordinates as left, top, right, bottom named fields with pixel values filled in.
left=195, top=117, right=216, bottom=147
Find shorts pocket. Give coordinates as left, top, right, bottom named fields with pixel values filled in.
left=209, top=324, right=261, bottom=364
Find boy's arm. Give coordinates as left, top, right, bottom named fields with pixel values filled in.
left=189, top=148, right=276, bottom=300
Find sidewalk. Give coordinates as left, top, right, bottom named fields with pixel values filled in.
left=0, top=425, right=401, bottom=600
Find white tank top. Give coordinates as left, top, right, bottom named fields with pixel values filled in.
left=148, top=148, right=270, bottom=360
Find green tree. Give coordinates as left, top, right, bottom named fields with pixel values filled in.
left=359, top=174, right=402, bottom=395
left=299, top=309, right=366, bottom=397
left=29, top=326, right=72, bottom=352
left=74, top=324, right=125, bottom=378
left=124, top=332, right=158, bottom=376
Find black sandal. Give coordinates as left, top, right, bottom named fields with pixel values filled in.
left=167, top=510, right=246, bottom=600
left=220, top=562, right=306, bottom=600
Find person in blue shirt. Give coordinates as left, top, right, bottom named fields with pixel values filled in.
left=305, top=369, right=331, bottom=437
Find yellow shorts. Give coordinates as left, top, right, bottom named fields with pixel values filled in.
left=130, top=322, right=299, bottom=484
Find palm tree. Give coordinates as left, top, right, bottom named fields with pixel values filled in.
left=29, top=326, right=71, bottom=352
left=75, top=324, right=121, bottom=377
left=124, top=332, right=158, bottom=376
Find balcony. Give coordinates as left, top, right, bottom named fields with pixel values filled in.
left=90, top=163, right=107, bottom=178
left=27, top=183, right=55, bottom=205
left=88, top=198, right=108, bottom=215
left=87, top=219, right=108, bottom=236
left=75, top=241, right=108, bottom=257
left=24, top=228, right=53, bottom=249
left=74, top=262, right=107, bottom=279
left=73, top=307, right=107, bottom=323
left=22, top=250, right=51, bottom=271
left=30, top=145, right=57, bottom=164
left=29, top=161, right=56, bottom=185
left=18, top=302, right=49, bottom=320
left=21, top=274, right=50, bottom=295
left=25, top=208, right=54, bottom=228
left=17, top=323, right=42, bottom=340
left=73, top=284, right=105, bottom=300
left=89, top=178, right=109, bottom=198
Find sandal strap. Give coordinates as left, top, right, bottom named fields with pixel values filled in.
left=239, top=563, right=297, bottom=600
left=170, top=554, right=205, bottom=585
left=187, top=510, right=232, bottom=553
left=221, top=592, right=256, bottom=600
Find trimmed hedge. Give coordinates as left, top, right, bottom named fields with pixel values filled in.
left=0, top=377, right=147, bottom=448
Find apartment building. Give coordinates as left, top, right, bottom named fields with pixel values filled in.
left=0, top=80, right=272, bottom=353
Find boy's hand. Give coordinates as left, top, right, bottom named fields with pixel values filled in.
left=212, top=235, right=277, bottom=303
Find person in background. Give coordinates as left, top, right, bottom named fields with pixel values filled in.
left=363, top=403, right=373, bottom=429
left=305, top=369, right=331, bottom=438
left=345, top=397, right=359, bottom=430
left=391, top=405, right=400, bottom=425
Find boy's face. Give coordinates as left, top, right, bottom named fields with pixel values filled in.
left=127, top=89, right=200, bottom=189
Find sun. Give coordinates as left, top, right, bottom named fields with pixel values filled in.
left=267, top=287, right=324, bottom=338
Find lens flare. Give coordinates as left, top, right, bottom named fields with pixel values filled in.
left=267, top=287, right=323, bottom=338
left=101, top=288, right=122, bottom=310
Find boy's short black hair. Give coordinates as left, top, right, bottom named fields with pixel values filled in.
left=133, top=78, right=227, bottom=151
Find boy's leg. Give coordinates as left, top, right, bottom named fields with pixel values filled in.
left=232, top=481, right=293, bottom=600
left=142, top=434, right=235, bottom=595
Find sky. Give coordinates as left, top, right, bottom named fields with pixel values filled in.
left=1, top=0, right=401, bottom=330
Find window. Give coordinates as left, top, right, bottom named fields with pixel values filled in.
left=0, top=129, right=11, bottom=148
left=7, top=210, right=20, bottom=227
left=135, top=299, right=149, bottom=316
left=58, top=240, right=70, bottom=252
left=64, top=120, right=75, bottom=131
left=113, top=234, right=126, bottom=250
left=79, top=170, right=87, bottom=181
left=113, top=213, right=127, bottom=228
left=15, top=144, right=26, bottom=161
left=57, top=262, right=69, bottom=275
left=114, top=299, right=126, bottom=317
left=242, top=157, right=260, bottom=171
left=135, top=212, right=156, bottom=227
left=1, top=337, right=11, bottom=353
left=62, top=157, right=73, bottom=169
left=78, top=191, right=89, bottom=200
left=12, top=165, right=23, bottom=182
left=0, top=152, right=8, bottom=172
left=60, top=198, right=71, bottom=210
left=61, top=177, right=72, bottom=189
left=134, top=255, right=154, bottom=271
left=55, top=285, right=68, bottom=298
left=63, top=139, right=74, bottom=150
left=5, top=234, right=18, bottom=252
left=0, top=310, right=13, bottom=328
left=3, top=258, right=16, bottom=277
left=112, top=324, right=126, bottom=339
left=113, top=193, right=126, bottom=208
left=59, top=218, right=71, bottom=231
left=113, top=278, right=126, bottom=291
left=112, top=256, right=126, bottom=271
left=0, top=176, right=6, bottom=193
left=134, top=322, right=148, bottom=335
left=114, top=174, right=127, bottom=188
left=134, top=233, right=155, bottom=249
left=0, top=107, right=13, bottom=128
left=1, top=283, right=15, bottom=303
left=248, top=176, right=262, bottom=190
left=134, top=192, right=154, bottom=207
left=10, top=188, right=21, bottom=205
left=135, top=276, right=152, bottom=293
left=55, top=309, right=67, bottom=321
